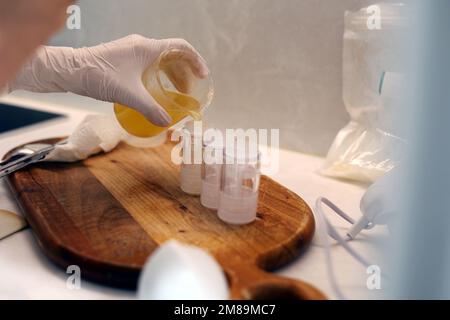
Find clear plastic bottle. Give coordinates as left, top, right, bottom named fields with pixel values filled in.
left=180, top=128, right=203, bottom=195
left=217, top=144, right=261, bottom=225
left=200, top=139, right=224, bottom=209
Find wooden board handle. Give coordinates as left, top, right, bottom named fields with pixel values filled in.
left=223, top=262, right=326, bottom=300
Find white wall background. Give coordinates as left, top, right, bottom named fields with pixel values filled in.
left=50, top=0, right=378, bottom=155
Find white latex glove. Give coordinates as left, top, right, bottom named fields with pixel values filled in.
left=8, top=34, right=209, bottom=127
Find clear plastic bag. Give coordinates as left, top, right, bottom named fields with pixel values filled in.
left=321, top=3, right=407, bottom=183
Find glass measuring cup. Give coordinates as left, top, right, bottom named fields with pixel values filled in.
left=114, top=49, right=214, bottom=138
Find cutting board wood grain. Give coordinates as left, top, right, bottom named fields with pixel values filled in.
left=5, top=138, right=325, bottom=300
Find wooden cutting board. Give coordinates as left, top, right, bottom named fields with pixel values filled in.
left=5, top=138, right=325, bottom=300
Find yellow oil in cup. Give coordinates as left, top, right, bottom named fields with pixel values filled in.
left=114, top=49, right=213, bottom=138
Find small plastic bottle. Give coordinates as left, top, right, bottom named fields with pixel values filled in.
left=180, top=123, right=203, bottom=195
left=200, top=138, right=224, bottom=209
left=217, top=143, right=261, bottom=225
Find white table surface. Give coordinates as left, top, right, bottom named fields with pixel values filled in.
left=0, top=92, right=387, bottom=300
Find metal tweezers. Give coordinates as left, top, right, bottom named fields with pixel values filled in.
left=0, top=139, right=68, bottom=179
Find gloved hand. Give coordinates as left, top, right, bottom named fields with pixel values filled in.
left=8, top=34, right=209, bottom=126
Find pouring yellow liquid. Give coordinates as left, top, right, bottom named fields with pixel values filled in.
left=114, top=90, right=201, bottom=138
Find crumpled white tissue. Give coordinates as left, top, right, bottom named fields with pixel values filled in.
left=45, top=114, right=123, bottom=162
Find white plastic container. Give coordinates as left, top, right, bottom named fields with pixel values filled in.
left=217, top=143, right=261, bottom=225
left=180, top=125, right=203, bottom=195
left=200, top=139, right=224, bottom=209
